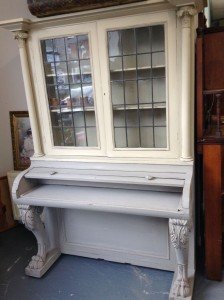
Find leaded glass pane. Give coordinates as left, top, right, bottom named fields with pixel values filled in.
left=108, top=25, right=167, bottom=148
left=41, top=34, right=98, bottom=147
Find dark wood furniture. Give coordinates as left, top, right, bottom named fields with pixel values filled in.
left=27, top=0, right=145, bottom=18
left=196, top=18, right=224, bottom=280
left=0, top=176, right=17, bottom=232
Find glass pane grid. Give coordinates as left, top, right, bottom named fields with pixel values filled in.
left=41, top=35, right=97, bottom=147
left=108, top=25, right=167, bottom=149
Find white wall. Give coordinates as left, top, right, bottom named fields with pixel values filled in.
left=0, top=0, right=34, bottom=176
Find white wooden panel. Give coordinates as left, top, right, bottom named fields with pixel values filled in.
left=59, top=209, right=175, bottom=271
left=17, top=184, right=188, bottom=218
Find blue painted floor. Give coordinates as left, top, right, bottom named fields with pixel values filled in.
left=0, top=225, right=224, bottom=300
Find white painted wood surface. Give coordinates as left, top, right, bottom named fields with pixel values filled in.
left=11, top=160, right=194, bottom=299
left=17, top=184, right=185, bottom=218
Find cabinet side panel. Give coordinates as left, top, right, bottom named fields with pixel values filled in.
left=203, top=144, right=222, bottom=280
left=204, top=31, right=224, bottom=90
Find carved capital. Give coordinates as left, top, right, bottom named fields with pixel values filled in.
left=177, top=6, right=197, bottom=28
left=18, top=205, right=44, bottom=231
left=14, top=31, right=29, bottom=48
left=169, top=218, right=191, bottom=249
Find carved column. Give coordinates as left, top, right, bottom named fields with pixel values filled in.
left=169, top=218, right=191, bottom=298
left=177, top=6, right=197, bottom=161
left=14, top=31, right=43, bottom=157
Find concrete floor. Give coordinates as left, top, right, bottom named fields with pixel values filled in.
left=0, top=225, right=223, bottom=300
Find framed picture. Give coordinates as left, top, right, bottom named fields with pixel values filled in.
left=10, top=111, right=34, bottom=170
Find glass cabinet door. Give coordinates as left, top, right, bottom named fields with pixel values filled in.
left=107, top=25, right=167, bottom=149
left=41, top=34, right=98, bottom=147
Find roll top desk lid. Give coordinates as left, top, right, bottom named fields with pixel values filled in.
left=25, top=166, right=186, bottom=190
left=13, top=162, right=193, bottom=217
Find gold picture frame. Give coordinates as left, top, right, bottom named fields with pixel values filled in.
left=10, top=111, right=34, bottom=170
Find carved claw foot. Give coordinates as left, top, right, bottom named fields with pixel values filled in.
left=19, top=205, right=61, bottom=277
left=173, top=280, right=190, bottom=298
left=173, top=277, right=190, bottom=297
left=28, top=255, right=45, bottom=270
left=169, top=218, right=191, bottom=299
left=18, top=205, right=48, bottom=276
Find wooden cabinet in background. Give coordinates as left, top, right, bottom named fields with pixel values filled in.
left=0, top=176, right=17, bottom=232
left=196, top=20, right=224, bottom=281
left=7, top=171, right=21, bottom=220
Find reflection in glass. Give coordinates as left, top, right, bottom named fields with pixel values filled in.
left=70, top=84, right=82, bottom=107
left=55, top=62, right=68, bottom=84
left=64, top=128, right=75, bottom=146
left=62, top=113, right=73, bottom=127
left=82, top=84, right=94, bottom=107
left=45, top=63, right=56, bottom=85
left=80, top=60, right=91, bottom=83
left=52, top=127, right=63, bottom=146
left=75, top=128, right=87, bottom=146
left=68, top=61, right=80, bottom=84
left=53, top=38, right=66, bottom=61
left=66, top=36, right=78, bottom=60
left=108, top=31, right=122, bottom=57
left=50, top=112, right=61, bottom=126
left=74, top=112, right=85, bottom=127
left=41, top=34, right=98, bottom=147
left=47, top=85, right=58, bottom=101
left=78, top=35, right=90, bottom=59
left=58, top=85, right=70, bottom=107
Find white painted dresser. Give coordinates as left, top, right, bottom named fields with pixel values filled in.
left=0, top=1, right=207, bottom=299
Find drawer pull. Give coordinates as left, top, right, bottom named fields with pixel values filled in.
left=50, top=171, right=57, bottom=175
left=146, top=176, right=155, bottom=180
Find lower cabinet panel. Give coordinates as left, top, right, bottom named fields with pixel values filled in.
left=58, top=209, right=175, bottom=271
